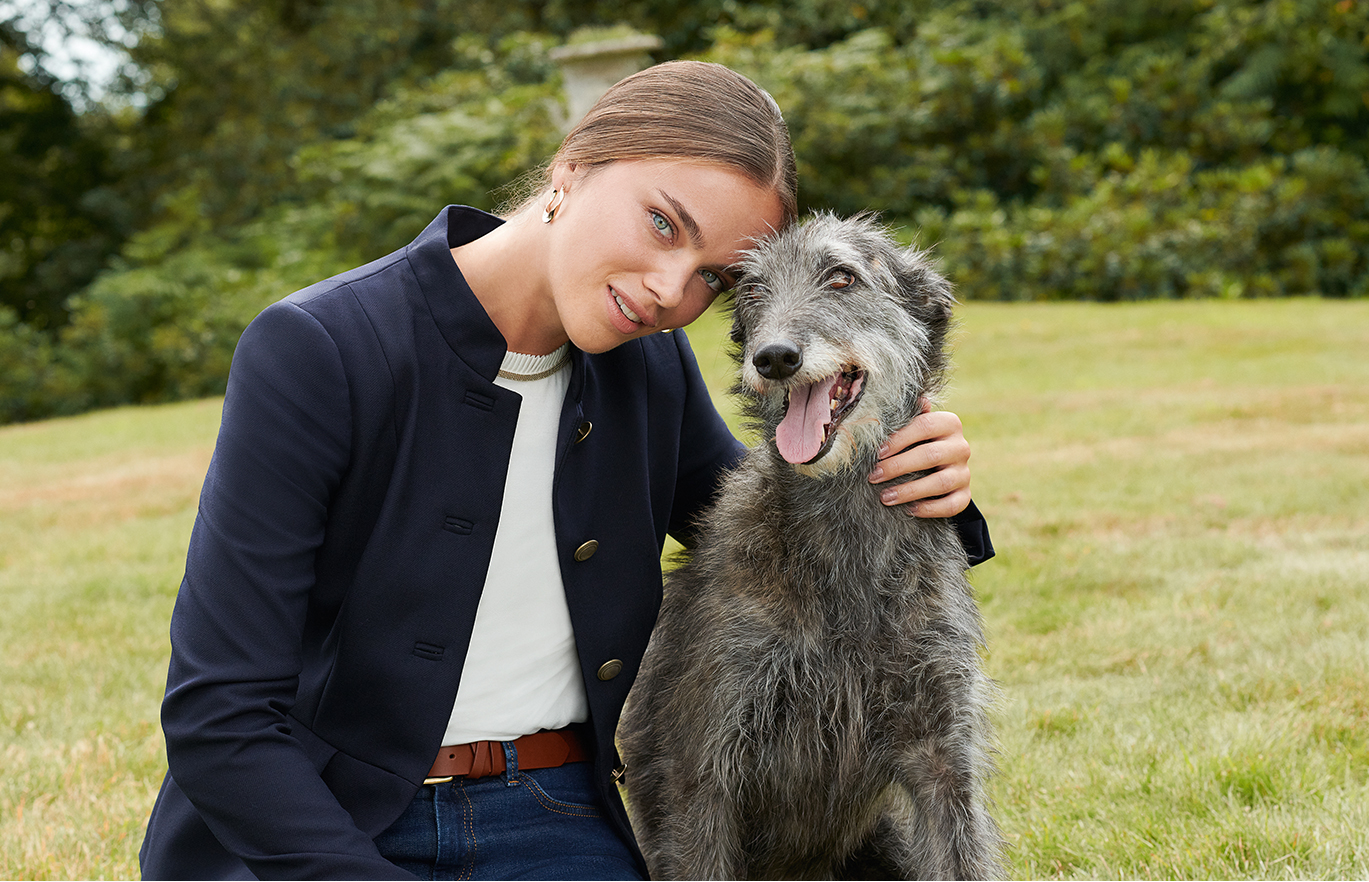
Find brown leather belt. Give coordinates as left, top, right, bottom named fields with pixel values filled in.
left=424, top=728, right=587, bottom=785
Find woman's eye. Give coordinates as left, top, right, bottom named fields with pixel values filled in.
left=701, top=268, right=727, bottom=293
left=650, top=211, right=673, bottom=237
left=829, top=270, right=855, bottom=289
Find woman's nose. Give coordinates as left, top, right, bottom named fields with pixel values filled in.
left=644, top=259, right=695, bottom=309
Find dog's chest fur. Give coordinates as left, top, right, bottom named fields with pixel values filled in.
left=655, top=450, right=975, bottom=832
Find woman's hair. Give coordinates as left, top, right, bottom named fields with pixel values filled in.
left=518, top=60, right=798, bottom=224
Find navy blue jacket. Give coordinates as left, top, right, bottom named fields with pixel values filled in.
left=140, top=206, right=992, bottom=879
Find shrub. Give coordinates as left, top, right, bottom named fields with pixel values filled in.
left=0, top=35, right=562, bottom=423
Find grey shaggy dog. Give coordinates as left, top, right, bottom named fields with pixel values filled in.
left=619, top=214, right=1003, bottom=880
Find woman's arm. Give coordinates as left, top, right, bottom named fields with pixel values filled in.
left=158, top=301, right=408, bottom=878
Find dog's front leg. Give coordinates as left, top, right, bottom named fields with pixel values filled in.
left=641, top=777, right=747, bottom=881
left=892, top=736, right=1003, bottom=880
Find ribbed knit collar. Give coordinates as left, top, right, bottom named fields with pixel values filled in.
left=498, top=344, right=570, bottom=381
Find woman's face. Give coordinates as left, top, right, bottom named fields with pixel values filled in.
left=545, top=158, right=786, bottom=354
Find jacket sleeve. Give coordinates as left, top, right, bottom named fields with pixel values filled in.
left=950, top=499, right=995, bottom=567
left=159, top=300, right=410, bottom=879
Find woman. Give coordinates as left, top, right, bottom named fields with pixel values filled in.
left=140, top=60, right=990, bottom=880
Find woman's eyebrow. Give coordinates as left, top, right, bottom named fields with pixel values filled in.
left=659, top=191, right=705, bottom=249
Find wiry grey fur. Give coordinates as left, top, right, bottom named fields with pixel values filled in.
left=619, top=214, right=1003, bottom=880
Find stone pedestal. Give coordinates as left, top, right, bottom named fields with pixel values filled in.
left=549, top=33, right=663, bottom=130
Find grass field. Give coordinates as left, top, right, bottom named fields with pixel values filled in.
left=2, top=299, right=1367, bottom=879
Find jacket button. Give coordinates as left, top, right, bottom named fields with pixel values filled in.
left=575, top=420, right=592, bottom=443
left=597, top=659, right=623, bottom=681
left=574, top=540, right=599, bottom=562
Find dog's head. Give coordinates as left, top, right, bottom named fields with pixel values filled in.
left=730, top=213, right=955, bottom=477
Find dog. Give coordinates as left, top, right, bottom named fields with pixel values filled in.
left=618, top=214, right=1003, bottom=880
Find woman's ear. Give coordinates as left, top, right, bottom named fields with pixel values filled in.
left=550, top=161, right=582, bottom=195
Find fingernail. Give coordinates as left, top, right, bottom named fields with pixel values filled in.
left=868, top=466, right=884, bottom=482
left=880, top=488, right=898, bottom=504
left=876, top=443, right=890, bottom=457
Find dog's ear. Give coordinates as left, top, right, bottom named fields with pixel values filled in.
left=729, top=312, right=745, bottom=345
left=894, top=244, right=955, bottom=357
left=727, top=293, right=747, bottom=345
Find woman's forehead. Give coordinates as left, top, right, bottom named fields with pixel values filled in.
left=567, top=157, right=784, bottom=257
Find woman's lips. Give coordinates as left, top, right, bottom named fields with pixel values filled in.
left=607, top=287, right=647, bottom=334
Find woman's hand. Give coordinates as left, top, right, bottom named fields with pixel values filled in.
left=867, top=399, right=972, bottom=518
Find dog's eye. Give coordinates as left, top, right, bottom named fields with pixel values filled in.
left=828, top=270, right=855, bottom=289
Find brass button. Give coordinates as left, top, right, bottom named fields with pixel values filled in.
left=575, top=420, right=593, bottom=443
left=597, top=659, right=624, bottom=681
left=574, top=540, right=599, bottom=562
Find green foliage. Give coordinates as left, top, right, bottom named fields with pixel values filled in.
left=527, top=0, right=941, bottom=57
left=287, top=32, right=563, bottom=265
left=55, top=246, right=267, bottom=410
left=0, top=39, right=127, bottom=330
left=0, top=34, right=563, bottom=424
left=4, top=0, right=1369, bottom=422
left=124, top=0, right=483, bottom=228
left=915, top=146, right=1369, bottom=301
left=708, top=23, right=1044, bottom=214
left=709, top=0, right=1369, bottom=301
left=0, top=305, right=57, bottom=421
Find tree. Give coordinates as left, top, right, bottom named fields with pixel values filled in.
left=0, top=24, right=126, bottom=329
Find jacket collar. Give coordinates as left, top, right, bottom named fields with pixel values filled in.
left=407, top=205, right=508, bottom=382
left=407, top=205, right=588, bottom=402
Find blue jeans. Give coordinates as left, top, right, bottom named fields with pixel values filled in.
left=374, top=744, right=643, bottom=880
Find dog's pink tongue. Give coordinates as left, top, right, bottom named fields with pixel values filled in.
left=775, top=374, right=839, bottom=464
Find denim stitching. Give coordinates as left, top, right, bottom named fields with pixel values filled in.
left=457, top=781, right=477, bottom=880
left=515, top=771, right=602, bottom=818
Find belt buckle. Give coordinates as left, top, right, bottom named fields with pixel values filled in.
left=423, top=775, right=454, bottom=786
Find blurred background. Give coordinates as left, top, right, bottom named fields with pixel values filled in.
left=1, top=0, right=1367, bottom=425
left=1, top=3, right=1367, bottom=879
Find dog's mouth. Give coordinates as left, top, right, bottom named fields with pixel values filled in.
left=774, top=366, right=866, bottom=465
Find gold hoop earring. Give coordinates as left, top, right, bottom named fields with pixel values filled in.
left=542, top=189, right=564, bottom=224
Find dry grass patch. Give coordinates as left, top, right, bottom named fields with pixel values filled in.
left=1, top=400, right=220, bottom=879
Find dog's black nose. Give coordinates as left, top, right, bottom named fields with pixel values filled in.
left=753, top=340, right=803, bottom=380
